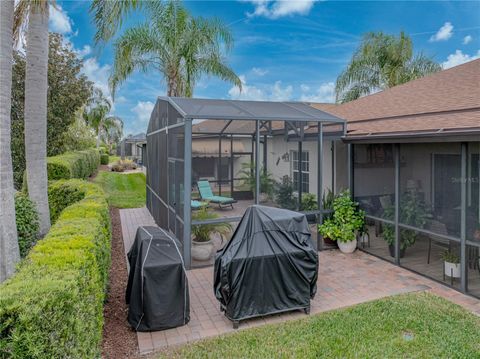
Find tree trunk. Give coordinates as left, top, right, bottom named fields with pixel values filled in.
left=0, top=0, right=20, bottom=283
left=24, top=6, right=51, bottom=236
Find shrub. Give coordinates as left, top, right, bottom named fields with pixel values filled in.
left=100, top=153, right=109, bottom=165
left=46, top=148, right=100, bottom=180
left=110, top=159, right=137, bottom=172
left=48, top=180, right=86, bottom=222
left=0, top=180, right=110, bottom=358
left=14, top=193, right=40, bottom=258
left=276, top=175, right=297, bottom=210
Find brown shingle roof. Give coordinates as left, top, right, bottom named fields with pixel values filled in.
left=311, top=59, right=480, bottom=137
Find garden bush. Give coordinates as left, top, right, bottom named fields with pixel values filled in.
left=100, top=153, right=109, bottom=165
left=0, top=180, right=110, bottom=358
left=46, top=148, right=100, bottom=180
left=14, top=193, right=39, bottom=258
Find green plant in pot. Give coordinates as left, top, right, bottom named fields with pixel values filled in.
left=191, top=208, right=232, bottom=261
left=442, top=250, right=460, bottom=279
left=300, top=193, right=318, bottom=222
left=383, top=189, right=427, bottom=257
left=275, top=175, right=297, bottom=210
left=318, top=190, right=365, bottom=253
left=239, top=162, right=276, bottom=202
left=321, top=189, right=337, bottom=246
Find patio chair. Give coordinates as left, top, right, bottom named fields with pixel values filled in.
left=191, top=200, right=209, bottom=210
left=197, top=180, right=236, bottom=209
left=427, top=220, right=450, bottom=264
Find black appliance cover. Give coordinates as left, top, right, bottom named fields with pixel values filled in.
left=214, top=205, right=318, bottom=324
left=126, top=226, right=189, bottom=331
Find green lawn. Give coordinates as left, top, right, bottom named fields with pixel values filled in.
left=161, top=293, right=480, bottom=359
left=94, top=171, right=146, bottom=208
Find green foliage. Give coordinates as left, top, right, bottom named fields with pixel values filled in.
left=109, top=0, right=241, bottom=98
left=322, top=189, right=335, bottom=211
left=383, top=190, right=427, bottom=250
left=46, top=148, right=100, bottom=181
left=10, top=33, right=93, bottom=189
left=14, top=193, right=39, bottom=258
left=48, top=180, right=86, bottom=222
left=163, top=293, right=480, bottom=358
left=191, top=208, right=232, bottom=243
left=275, top=176, right=297, bottom=210
left=335, top=31, right=441, bottom=103
left=318, top=190, right=365, bottom=243
left=238, top=162, right=276, bottom=199
left=300, top=193, right=318, bottom=211
left=442, top=250, right=460, bottom=264
left=93, top=171, right=146, bottom=208
left=0, top=180, right=110, bottom=358
left=61, top=110, right=97, bottom=152
left=100, top=153, right=109, bottom=165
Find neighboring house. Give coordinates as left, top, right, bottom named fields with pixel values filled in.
left=117, top=133, right=147, bottom=164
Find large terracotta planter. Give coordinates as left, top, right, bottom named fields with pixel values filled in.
left=338, top=240, right=356, bottom=253
left=191, top=239, right=214, bottom=261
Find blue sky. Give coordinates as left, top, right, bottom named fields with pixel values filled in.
left=51, top=1, right=480, bottom=136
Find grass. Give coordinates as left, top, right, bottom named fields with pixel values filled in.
left=93, top=171, right=146, bottom=208
left=161, top=293, right=480, bottom=359
left=108, top=155, right=120, bottom=164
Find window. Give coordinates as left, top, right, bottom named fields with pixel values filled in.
left=291, top=150, right=309, bottom=193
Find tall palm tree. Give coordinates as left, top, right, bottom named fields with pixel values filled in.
left=0, top=0, right=20, bottom=282
left=109, top=0, right=241, bottom=98
left=335, top=31, right=441, bottom=103
left=14, top=0, right=52, bottom=235
left=83, top=89, right=123, bottom=149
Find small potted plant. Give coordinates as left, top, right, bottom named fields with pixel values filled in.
left=239, top=162, right=276, bottom=203
left=442, top=250, right=460, bottom=278
left=318, top=190, right=365, bottom=253
left=191, top=208, right=232, bottom=261
left=321, top=189, right=336, bottom=246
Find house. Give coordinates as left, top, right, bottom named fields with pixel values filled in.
left=145, top=59, right=479, bottom=298
left=117, top=133, right=147, bottom=164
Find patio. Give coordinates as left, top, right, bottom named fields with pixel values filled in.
left=120, top=207, right=480, bottom=355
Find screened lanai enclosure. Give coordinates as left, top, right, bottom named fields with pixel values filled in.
left=146, top=97, right=345, bottom=268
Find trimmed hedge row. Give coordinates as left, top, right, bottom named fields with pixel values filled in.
left=14, top=193, right=40, bottom=258
left=0, top=180, right=111, bottom=358
left=47, top=148, right=100, bottom=180
left=100, top=153, right=109, bottom=165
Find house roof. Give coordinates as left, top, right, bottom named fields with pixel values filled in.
left=310, top=59, right=480, bottom=139
left=125, top=132, right=146, bottom=142
left=161, top=97, right=345, bottom=123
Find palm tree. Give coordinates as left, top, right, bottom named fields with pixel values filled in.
left=83, top=89, right=123, bottom=150
left=109, top=0, right=241, bottom=98
left=335, top=32, right=441, bottom=103
left=0, top=0, right=20, bottom=282
left=14, top=0, right=52, bottom=235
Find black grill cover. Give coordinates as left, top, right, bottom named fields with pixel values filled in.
left=214, top=205, right=318, bottom=322
left=126, top=226, right=190, bottom=331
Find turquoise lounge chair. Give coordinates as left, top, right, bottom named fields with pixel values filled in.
left=191, top=200, right=208, bottom=210
left=197, top=180, right=236, bottom=209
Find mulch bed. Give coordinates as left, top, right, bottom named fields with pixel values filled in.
left=102, top=207, right=139, bottom=358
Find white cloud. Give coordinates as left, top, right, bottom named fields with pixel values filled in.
left=243, top=0, right=317, bottom=19
left=252, top=67, right=268, bottom=76
left=228, top=75, right=292, bottom=101
left=49, top=4, right=73, bottom=34
left=463, top=35, right=472, bottom=45
left=430, top=22, right=453, bottom=42
left=81, top=57, right=114, bottom=110
left=131, top=101, right=155, bottom=125
left=75, top=45, right=91, bottom=58
left=299, top=82, right=335, bottom=103
left=442, top=49, right=480, bottom=69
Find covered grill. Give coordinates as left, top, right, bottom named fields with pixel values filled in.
left=214, top=205, right=318, bottom=328
left=126, top=226, right=190, bottom=331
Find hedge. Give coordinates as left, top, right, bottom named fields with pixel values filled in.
left=0, top=180, right=111, bottom=358
left=14, top=193, right=40, bottom=258
left=47, top=148, right=100, bottom=180
left=100, top=153, right=109, bottom=165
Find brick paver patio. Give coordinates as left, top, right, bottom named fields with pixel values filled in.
left=120, top=207, right=480, bottom=355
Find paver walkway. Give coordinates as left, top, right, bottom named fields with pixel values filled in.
left=120, top=207, right=480, bottom=355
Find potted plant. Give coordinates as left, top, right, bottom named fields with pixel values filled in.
left=382, top=189, right=427, bottom=257
left=300, top=193, right=318, bottom=222
left=357, top=221, right=370, bottom=247
left=275, top=176, right=297, bottom=210
left=321, top=189, right=337, bottom=246
left=191, top=208, right=232, bottom=261
left=442, top=250, right=460, bottom=278
left=239, top=162, right=276, bottom=202
left=318, top=190, right=365, bottom=253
